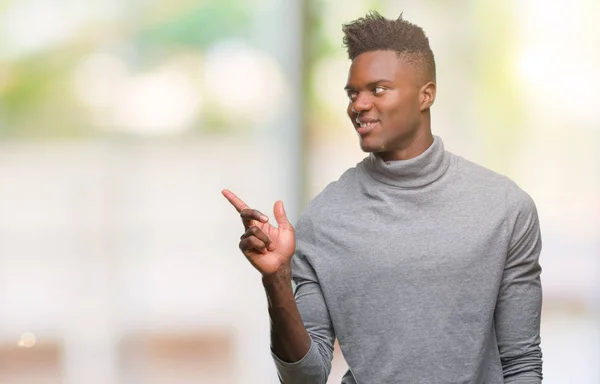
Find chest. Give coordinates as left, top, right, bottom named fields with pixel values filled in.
left=311, top=199, right=508, bottom=289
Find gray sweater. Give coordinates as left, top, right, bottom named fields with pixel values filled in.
left=273, top=136, right=542, bottom=383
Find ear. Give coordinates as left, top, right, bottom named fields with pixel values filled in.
left=419, top=81, right=436, bottom=111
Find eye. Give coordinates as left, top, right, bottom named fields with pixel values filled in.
left=347, top=91, right=357, bottom=100
left=373, top=86, right=386, bottom=95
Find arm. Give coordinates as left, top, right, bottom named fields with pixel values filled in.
left=221, top=190, right=334, bottom=383
left=263, top=269, right=311, bottom=362
left=270, top=215, right=336, bottom=384
left=495, top=189, right=543, bottom=383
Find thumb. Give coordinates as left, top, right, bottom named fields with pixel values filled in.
left=273, top=200, right=292, bottom=229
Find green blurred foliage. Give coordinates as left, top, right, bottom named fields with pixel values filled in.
left=0, top=0, right=252, bottom=139
left=137, top=1, right=251, bottom=50
left=1, top=48, right=91, bottom=138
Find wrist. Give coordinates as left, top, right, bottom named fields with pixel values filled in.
left=262, top=265, right=292, bottom=290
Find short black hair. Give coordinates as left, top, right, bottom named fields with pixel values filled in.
left=342, top=11, right=436, bottom=82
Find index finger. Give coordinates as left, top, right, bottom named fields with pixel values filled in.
left=221, top=189, right=249, bottom=213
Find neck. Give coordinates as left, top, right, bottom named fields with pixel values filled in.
left=363, top=135, right=450, bottom=188
left=378, top=124, right=433, bottom=162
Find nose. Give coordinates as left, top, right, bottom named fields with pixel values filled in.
left=351, top=93, right=373, bottom=114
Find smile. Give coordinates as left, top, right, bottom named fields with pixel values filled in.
left=356, top=121, right=379, bottom=135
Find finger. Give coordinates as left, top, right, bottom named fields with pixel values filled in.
left=273, top=200, right=292, bottom=229
left=239, top=236, right=268, bottom=254
left=241, top=226, right=273, bottom=249
left=240, top=208, right=269, bottom=226
left=221, top=189, right=250, bottom=213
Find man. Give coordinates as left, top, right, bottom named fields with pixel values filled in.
left=222, top=11, right=542, bottom=384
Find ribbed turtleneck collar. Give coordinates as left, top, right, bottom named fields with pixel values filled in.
left=362, top=135, right=451, bottom=188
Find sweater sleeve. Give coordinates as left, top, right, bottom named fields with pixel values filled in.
left=495, top=187, right=543, bottom=383
left=271, top=214, right=335, bottom=384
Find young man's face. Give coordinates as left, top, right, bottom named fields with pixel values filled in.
left=345, top=50, right=433, bottom=160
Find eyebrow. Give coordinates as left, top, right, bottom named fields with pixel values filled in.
left=344, top=79, right=393, bottom=91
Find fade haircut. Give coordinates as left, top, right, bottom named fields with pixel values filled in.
left=342, top=11, right=436, bottom=83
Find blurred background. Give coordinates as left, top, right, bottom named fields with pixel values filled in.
left=0, top=0, right=598, bottom=383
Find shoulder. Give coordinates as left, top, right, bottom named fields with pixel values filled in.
left=452, top=153, right=512, bottom=189
left=454, top=153, right=531, bottom=196
left=454, top=152, right=538, bottom=223
left=305, top=161, right=364, bottom=213
left=450, top=152, right=537, bottom=216
left=294, top=159, right=365, bottom=230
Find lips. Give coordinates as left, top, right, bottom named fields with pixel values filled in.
left=355, top=119, right=379, bottom=135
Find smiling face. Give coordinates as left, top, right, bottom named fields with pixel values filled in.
left=345, top=50, right=436, bottom=161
